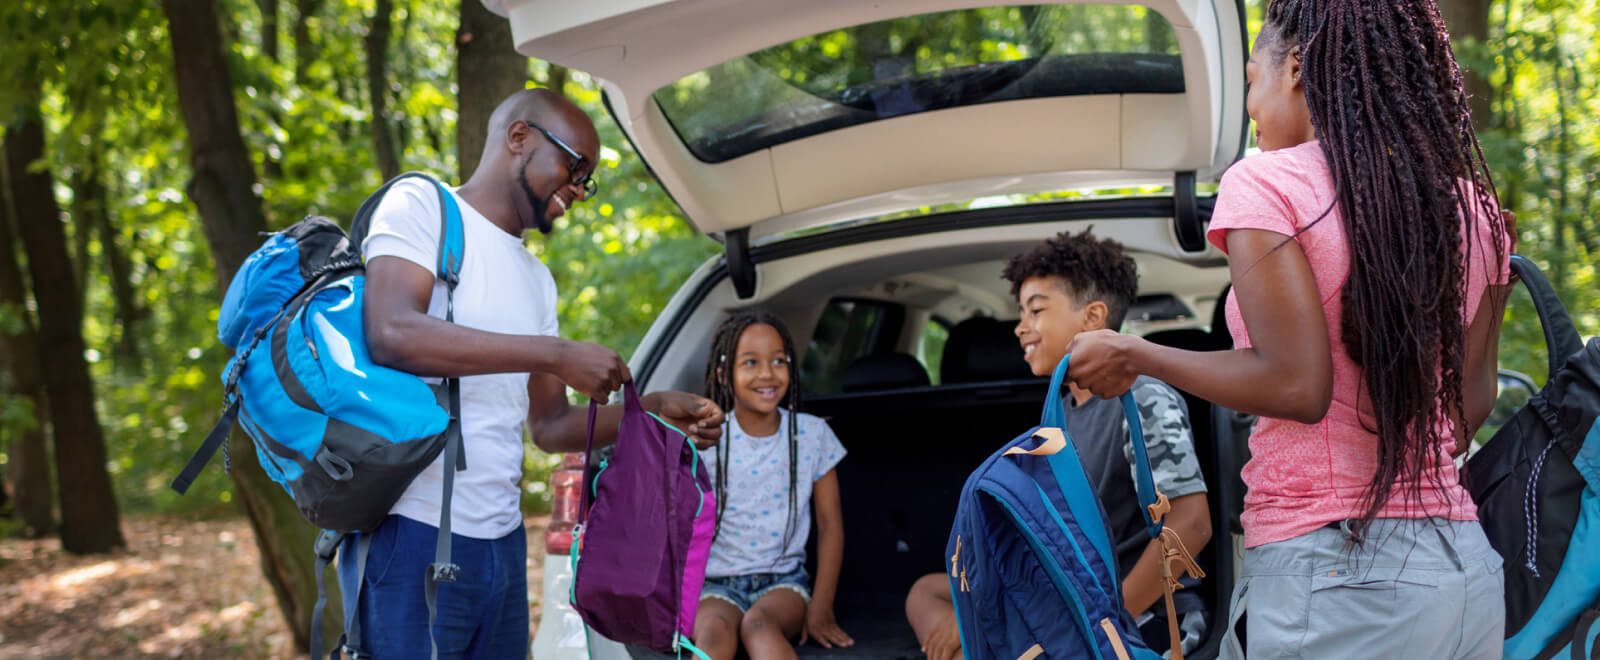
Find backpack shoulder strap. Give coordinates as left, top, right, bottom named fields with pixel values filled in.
left=348, top=171, right=465, bottom=286
left=1093, top=359, right=1205, bottom=660
left=1119, top=389, right=1163, bottom=540
left=1045, top=356, right=1165, bottom=538
left=346, top=172, right=468, bottom=660
left=1510, top=255, right=1583, bottom=380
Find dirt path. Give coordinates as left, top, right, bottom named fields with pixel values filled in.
left=0, top=515, right=549, bottom=659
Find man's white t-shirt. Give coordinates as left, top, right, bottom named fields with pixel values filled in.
left=362, top=177, right=558, bottom=540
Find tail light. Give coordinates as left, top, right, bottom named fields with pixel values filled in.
left=544, top=453, right=585, bottom=555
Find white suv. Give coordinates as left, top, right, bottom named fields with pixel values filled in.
left=485, top=1, right=1252, bottom=658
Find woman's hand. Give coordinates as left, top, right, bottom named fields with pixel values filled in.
left=800, top=604, right=854, bottom=649
left=1064, top=329, right=1145, bottom=399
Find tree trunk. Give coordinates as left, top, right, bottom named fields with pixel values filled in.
left=421, top=112, right=445, bottom=161
left=70, top=156, right=108, bottom=323
left=1438, top=0, right=1493, bottom=134
left=456, top=0, right=527, bottom=181
left=256, top=0, right=280, bottom=61
left=546, top=64, right=569, bottom=95
left=293, top=0, right=321, bottom=86
left=393, top=0, right=415, bottom=158
left=1550, top=46, right=1572, bottom=305
left=1491, top=0, right=1520, bottom=210
left=0, top=140, right=55, bottom=539
left=366, top=0, right=400, bottom=180
left=164, top=0, right=272, bottom=283
left=88, top=168, right=145, bottom=368
left=71, top=176, right=91, bottom=305
left=255, top=0, right=285, bottom=178
left=2, top=106, right=124, bottom=555
left=162, top=0, right=341, bottom=651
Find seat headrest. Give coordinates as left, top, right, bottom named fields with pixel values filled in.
left=1142, top=328, right=1222, bottom=352
left=840, top=352, right=931, bottom=393
left=1213, top=283, right=1233, bottom=349
left=940, top=317, right=1033, bottom=384
left=1144, top=283, right=1235, bottom=352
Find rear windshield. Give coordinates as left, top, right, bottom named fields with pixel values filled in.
left=652, top=5, right=1185, bottom=163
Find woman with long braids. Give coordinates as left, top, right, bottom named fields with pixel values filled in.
left=691, top=312, right=854, bottom=659
left=1063, top=0, right=1515, bottom=656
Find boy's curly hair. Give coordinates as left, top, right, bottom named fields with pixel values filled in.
left=1002, top=227, right=1139, bottom=328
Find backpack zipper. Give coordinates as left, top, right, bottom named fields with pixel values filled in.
left=1099, top=618, right=1131, bottom=660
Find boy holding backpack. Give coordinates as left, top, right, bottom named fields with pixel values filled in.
left=352, top=89, right=724, bottom=658
left=907, top=229, right=1212, bottom=658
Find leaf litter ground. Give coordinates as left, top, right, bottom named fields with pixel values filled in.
left=0, top=515, right=550, bottom=658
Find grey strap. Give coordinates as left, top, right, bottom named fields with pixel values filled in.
left=310, top=530, right=346, bottom=659
left=424, top=284, right=463, bottom=660
left=344, top=533, right=374, bottom=658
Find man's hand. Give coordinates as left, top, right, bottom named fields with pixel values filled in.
left=800, top=603, right=854, bottom=649
left=553, top=340, right=630, bottom=402
left=643, top=391, right=724, bottom=450
left=921, top=613, right=963, bottom=660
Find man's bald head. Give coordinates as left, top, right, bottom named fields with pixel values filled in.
left=482, top=88, right=599, bottom=163
left=461, top=88, right=601, bottom=236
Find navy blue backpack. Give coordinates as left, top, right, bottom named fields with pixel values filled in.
left=946, top=355, right=1204, bottom=660
left=171, top=173, right=467, bottom=659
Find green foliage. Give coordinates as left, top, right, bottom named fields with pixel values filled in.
left=1, top=0, right=713, bottom=518
left=0, top=396, right=39, bottom=471
left=1467, top=0, right=1600, bottom=382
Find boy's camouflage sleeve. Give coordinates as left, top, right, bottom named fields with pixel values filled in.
left=1121, top=381, right=1208, bottom=498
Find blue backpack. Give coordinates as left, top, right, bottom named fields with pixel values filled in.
left=171, top=173, right=467, bottom=659
left=945, top=355, right=1204, bottom=660
left=1467, top=255, right=1600, bottom=660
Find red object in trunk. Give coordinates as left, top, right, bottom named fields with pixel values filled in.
left=544, top=453, right=585, bottom=555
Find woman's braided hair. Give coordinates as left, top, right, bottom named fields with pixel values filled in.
left=1263, top=0, right=1509, bottom=539
left=703, top=311, right=803, bottom=555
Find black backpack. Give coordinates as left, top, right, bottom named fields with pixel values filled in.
left=1466, top=255, right=1600, bottom=660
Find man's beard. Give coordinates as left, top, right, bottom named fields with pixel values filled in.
left=517, top=154, right=554, bottom=235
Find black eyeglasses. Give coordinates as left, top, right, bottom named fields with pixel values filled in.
left=523, top=120, right=598, bottom=199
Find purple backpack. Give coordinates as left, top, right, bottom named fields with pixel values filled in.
left=572, top=382, right=716, bottom=657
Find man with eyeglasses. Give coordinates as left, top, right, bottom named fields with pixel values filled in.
left=346, top=88, right=725, bottom=658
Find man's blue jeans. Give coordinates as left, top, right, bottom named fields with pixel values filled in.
left=338, top=515, right=528, bottom=659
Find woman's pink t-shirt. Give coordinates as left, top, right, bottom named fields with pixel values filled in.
left=1206, top=140, right=1509, bottom=548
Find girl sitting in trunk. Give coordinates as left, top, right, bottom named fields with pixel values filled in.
left=694, top=312, right=854, bottom=659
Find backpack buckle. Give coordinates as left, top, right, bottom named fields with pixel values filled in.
left=431, top=562, right=460, bottom=583
left=314, top=530, right=345, bottom=561
left=339, top=645, right=372, bottom=659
